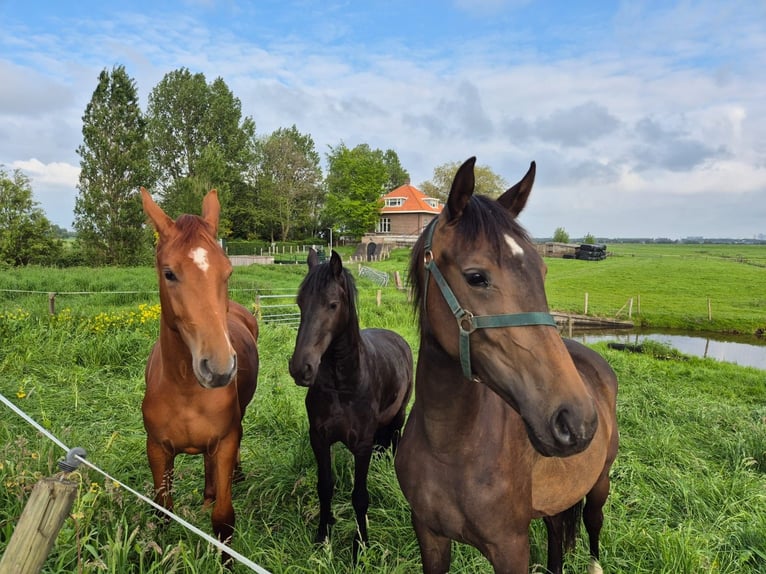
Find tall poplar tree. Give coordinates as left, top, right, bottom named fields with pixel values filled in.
left=74, top=65, right=153, bottom=265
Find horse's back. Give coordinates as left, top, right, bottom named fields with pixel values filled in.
left=361, top=328, right=413, bottom=411
left=563, top=338, right=618, bottom=407
left=227, top=300, right=259, bottom=410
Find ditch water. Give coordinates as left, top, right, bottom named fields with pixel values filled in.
left=569, top=329, right=766, bottom=371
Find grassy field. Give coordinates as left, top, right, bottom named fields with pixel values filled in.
left=1, top=244, right=765, bottom=573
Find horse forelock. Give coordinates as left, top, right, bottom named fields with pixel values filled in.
left=174, top=214, right=217, bottom=245
left=408, top=195, right=532, bottom=320
left=156, top=214, right=219, bottom=260
left=298, top=262, right=360, bottom=336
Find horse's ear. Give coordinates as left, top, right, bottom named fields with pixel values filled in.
left=497, top=161, right=536, bottom=218
left=307, top=248, right=319, bottom=268
left=141, top=187, right=174, bottom=237
left=201, top=189, right=220, bottom=236
left=330, top=250, right=343, bottom=278
left=445, top=157, right=476, bottom=222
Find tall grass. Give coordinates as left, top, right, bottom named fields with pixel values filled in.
left=1, top=246, right=765, bottom=572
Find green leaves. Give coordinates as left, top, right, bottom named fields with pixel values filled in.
left=74, top=65, right=152, bottom=266
left=323, top=143, right=393, bottom=240
left=0, top=167, right=63, bottom=265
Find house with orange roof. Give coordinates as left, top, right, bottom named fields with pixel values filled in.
left=373, top=183, right=442, bottom=241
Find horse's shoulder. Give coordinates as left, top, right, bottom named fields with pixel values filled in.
left=563, top=338, right=617, bottom=394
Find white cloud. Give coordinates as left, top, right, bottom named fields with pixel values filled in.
left=1, top=1, right=765, bottom=238
left=11, top=159, right=79, bottom=188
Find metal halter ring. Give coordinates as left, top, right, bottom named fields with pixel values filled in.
left=457, top=310, right=476, bottom=334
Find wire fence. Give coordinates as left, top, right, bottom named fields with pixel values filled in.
left=0, top=391, right=273, bottom=573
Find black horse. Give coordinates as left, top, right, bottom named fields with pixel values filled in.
left=289, top=249, right=413, bottom=562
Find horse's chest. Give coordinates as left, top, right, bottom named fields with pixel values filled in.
left=308, top=390, right=377, bottom=448
left=143, top=385, right=239, bottom=454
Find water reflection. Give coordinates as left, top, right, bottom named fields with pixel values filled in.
left=568, top=329, right=766, bottom=371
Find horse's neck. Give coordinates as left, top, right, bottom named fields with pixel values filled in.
left=413, top=337, right=489, bottom=435
left=321, top=324, right=362, bottom=389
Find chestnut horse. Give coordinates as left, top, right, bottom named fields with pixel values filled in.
left=395, top=158, right=619, bottom=574
left=289, top=249, right=413, bottom=562
left=140, top=188, right=259, bottom=560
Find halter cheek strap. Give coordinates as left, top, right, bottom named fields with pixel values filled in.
left=422, top=220, right=558, bottom=381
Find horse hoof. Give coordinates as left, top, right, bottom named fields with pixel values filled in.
left=588, top=558, right=604, bottom=574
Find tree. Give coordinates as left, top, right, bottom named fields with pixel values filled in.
left=382, top=149, right=410, bottom=191
left=0, top=167, right=63, bottom=265
left=146, top=69, right=256, bottom=231
left=553, top=227, right=570, bottom=243
left=420, top=160, right=507, bottom=203
left=254, top=126, right=323, bottom=242
left=323, top=143, right=388, bottom=240
left=582, top=233, right=596, bottom=244
left=74, top=65, right=153, bottom=266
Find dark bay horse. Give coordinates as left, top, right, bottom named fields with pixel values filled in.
left=395, top=158, right=619, bottom=574
left=289, top=249, right=413, bottom=562
left=140, top=188, right=259, bottom=560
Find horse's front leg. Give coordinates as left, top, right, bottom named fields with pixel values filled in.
left=483, top=528, right=531, bottom=574
left=203, top=452, right=216, bottom=508
left=310, top=428, right=335, bottom=544
left=351, top=449, right=373, bottom=562
left=207, top=433, right=239, bottom=569
left=146, top=437, right=175, bottom=515
left=543, top=514, right=564, bottom=574
left=411, top=516, right=451, bottom=574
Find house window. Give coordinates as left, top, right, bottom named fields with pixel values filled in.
left=385, top=197, right=404, bottom=207
left=425, top=198, right=439, bottom=209
left=378, top=217, right=391, bottom=233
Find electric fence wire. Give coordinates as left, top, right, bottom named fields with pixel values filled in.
left=0, top=392, right=273, bottom=574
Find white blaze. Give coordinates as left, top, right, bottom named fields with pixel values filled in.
left=504, top=234, right=524, bottom=257
left=189, top=247, right=209, bottom=273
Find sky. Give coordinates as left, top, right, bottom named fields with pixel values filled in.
left=2, top=0, right=765, bottom=239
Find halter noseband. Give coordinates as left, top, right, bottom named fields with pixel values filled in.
left=422, top=219, right=558, bottom=382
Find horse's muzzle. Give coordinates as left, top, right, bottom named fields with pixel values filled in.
left=523, top=400, right=598, bottom=458
left=288, top=357, right=316, bottom=387
left=196, top=354, right=237, bottom=389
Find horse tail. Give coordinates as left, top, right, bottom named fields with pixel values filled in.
left=561, top=499, right=583, bottom=554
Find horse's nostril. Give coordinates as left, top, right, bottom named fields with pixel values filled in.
left=552, top=408, right=575, bottom=447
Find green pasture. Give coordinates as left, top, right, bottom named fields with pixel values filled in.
left=0, top=244, right=765, bottom=573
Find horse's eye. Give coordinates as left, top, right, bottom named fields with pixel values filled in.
left=465, top=271, right=489, bottom=288
left=163, top=269, right=177, bottom=282
left=329, top=302, right=339, bottom=311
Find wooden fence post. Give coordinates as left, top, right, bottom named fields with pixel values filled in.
left=0, top=477, right=78, bottom=574
left=376, top=290, right=382, bottom=307
left=48, top=292, right=56, bottom=315
left=708, top=298, right=712, bottom=321
left=628, top=297, right=633, bottom=319
left=584, top=292, right=589, bottom=315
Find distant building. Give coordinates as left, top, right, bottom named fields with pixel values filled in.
left=371, top=183, right=442, bottom=243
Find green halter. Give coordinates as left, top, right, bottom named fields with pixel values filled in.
left=422, top=219, right=558, bottom=381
